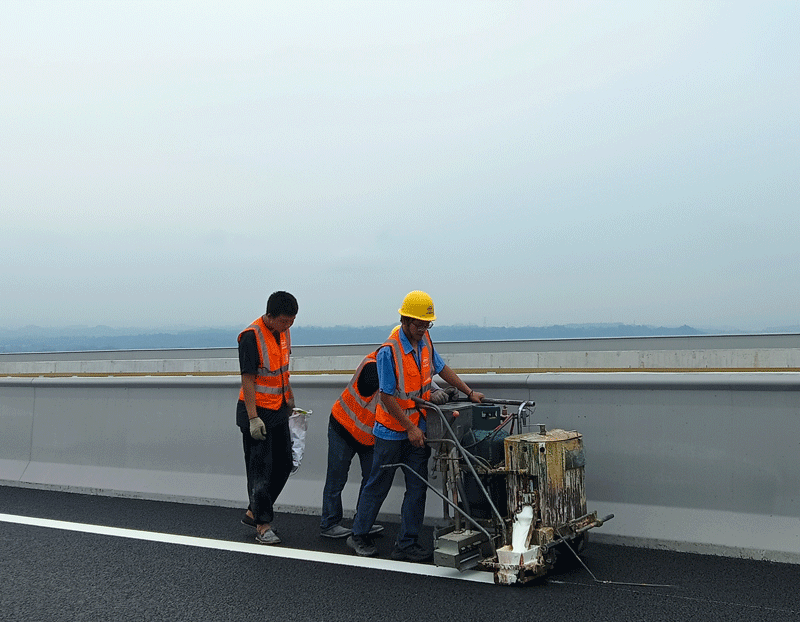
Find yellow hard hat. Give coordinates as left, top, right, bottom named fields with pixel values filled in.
left=398, top=290, right=436, bottom=322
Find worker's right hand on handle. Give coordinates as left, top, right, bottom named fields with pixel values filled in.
left=407, top=425, right=426, bottom=448
left=249, top=417, right=267, bottom=441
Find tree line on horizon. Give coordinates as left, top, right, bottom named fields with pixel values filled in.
left=0, top=322, right=710, bottom=354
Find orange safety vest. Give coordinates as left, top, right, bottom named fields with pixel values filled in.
left=374, top=326, right=433, bottom=432
left=330, top=351, right=379, bottom=446
left=237, top=316, right=292, bottom=410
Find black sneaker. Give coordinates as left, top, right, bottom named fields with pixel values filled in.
left=346, top=534, right=378, bottom=557
left=320, top=524, right=352, bottom=539
left=390, top=543, right=432, bottom=563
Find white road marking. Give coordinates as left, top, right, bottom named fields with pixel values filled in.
left=0, top=513, right=495, bottom=584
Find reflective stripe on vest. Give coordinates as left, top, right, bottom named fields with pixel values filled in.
left=374, top=326, right=433, bottom=432
left=237, top=317, right=292, bottom=409
left=330, top=351, right=378, bottom=446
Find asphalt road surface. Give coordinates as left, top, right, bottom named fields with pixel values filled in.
left=1, top=485, right=798, bottom=622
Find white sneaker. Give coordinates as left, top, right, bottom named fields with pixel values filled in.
left=255, top=528, right=281, bottom=545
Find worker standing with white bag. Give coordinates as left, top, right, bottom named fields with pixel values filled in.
left=236, top=291, right=298, bottom=545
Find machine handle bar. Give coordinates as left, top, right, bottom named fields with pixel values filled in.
left=475, top=397, right=535, bottom=407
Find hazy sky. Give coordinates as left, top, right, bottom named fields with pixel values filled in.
left=2, top=1, right=798, bottom=330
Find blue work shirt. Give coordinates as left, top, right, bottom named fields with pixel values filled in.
left=374, top=328, right=446, bottom=440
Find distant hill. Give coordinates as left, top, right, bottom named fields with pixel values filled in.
left=294, top=323, right=709, bottom=346
left=0, top=325, right=240, bottom=353
left=0, top=322, right=718, bottom=353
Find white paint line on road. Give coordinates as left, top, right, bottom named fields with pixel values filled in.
left=0, top=513, right=495, bottom=584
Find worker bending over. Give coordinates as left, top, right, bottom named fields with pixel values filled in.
left=319, top=350, right=385, bottom=539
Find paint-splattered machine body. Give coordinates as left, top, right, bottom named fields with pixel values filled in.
left=425, top=399, right=612, bottom=585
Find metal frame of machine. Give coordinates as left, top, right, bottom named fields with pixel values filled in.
left=415, top=396, right=613, bottom=585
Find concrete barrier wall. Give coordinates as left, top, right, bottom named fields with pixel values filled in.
left=4, top=333, right=800, bottom=376
left=475, top=373, right=800, bottom=563
left=2, top=366, right=799, bottom=563
left=0, top=376, right=245, bottom=504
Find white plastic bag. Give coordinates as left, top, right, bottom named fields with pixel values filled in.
left=288, top=408, right=311, bottom=475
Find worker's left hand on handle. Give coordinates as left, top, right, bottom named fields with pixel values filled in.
left=469, top=391, right=485, bottom=403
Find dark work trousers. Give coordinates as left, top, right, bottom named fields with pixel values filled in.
left=351, top=437, right=431, bottom=550
left=242, top=420, right=293, bottom=526
left=320, top=416, right=375, bottom=531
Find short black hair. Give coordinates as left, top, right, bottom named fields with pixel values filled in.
left=266, top=291, right=298, bottom=318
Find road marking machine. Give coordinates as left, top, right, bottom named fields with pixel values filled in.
left=416, top=396, right=613, bottom=585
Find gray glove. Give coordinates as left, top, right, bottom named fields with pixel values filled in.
left=430, top=389, right=449, bottom=405
left=249, top=417, right=267, bottom=441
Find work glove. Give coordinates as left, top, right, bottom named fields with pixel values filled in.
left=249, top=417, right=267, bottom=441
left=430, top=389, right=449, bottom=405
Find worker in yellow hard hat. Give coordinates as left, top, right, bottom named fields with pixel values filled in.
left=346, top=290, right=484, bottom=561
